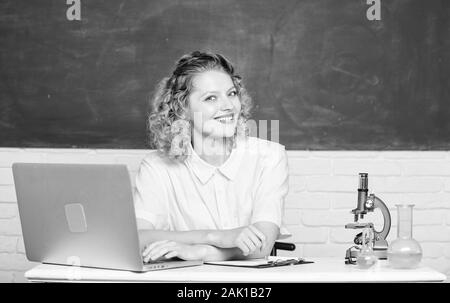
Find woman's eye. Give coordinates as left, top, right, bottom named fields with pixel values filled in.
left=205, top=95, right=216, bottom=102
left=229, top=90, right=237, bottom=97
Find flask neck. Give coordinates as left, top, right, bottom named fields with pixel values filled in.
left=396, top=205, right=414, bottom=239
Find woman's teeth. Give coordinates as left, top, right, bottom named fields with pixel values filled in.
left=215, top=115, right=234, bottom=123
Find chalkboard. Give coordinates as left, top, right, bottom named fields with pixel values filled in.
left=1, top=0, right=449, bottom=149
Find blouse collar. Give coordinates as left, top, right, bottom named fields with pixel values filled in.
left=185, top=136, right=245, bottom=184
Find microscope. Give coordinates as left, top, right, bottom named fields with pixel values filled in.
left=345, top=173, right=391, bottom=264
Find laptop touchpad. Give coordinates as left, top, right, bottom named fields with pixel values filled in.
left=64, top=203, right=88, bottom=233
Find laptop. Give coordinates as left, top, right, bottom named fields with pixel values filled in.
left=12, top=163, right=203, bottom=272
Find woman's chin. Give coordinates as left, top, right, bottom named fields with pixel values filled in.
left=205, top=128, right=237, bottom=139
left=201, top=123, right=237, bottom=139
left=207, top=132, right=235, bottom=139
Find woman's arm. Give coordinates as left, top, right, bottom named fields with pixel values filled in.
left=202, top=221, right=279, bottom=260
left=137, top=218, right=267, bottom=252
left=137, top=218, right=248, bottom=251
left=138, top=228, right=210, bottom=251
left=141, top=221, right=279, bottom=262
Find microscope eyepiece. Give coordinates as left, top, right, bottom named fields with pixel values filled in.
left=358, top=173, right=368, bottom=190
left=354, top=173, right=369, bottom=218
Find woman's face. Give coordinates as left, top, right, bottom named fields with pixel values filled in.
left=187, top=69, right=241, bottom=140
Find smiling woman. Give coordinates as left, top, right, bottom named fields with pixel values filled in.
left=147, top=51, right=252, bottom=162
left=186, top=69, right=242, bottom=164
left=135, top=51, right=290, bottom=263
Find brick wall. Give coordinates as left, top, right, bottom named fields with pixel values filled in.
left=0, top=148, right=449, bottom=282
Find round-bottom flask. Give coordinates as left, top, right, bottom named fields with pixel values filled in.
left=356, top=227, right=378, bottom=269
left=387, top=204, right=422, bottom=269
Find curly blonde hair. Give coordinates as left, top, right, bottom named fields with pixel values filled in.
left=147, top=51, right=253, bottom=161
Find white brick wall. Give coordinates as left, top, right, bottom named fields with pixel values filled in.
left=0, top=148, right=449, bottom=282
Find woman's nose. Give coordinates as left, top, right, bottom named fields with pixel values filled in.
left=220, top=95, right=234, bottom=110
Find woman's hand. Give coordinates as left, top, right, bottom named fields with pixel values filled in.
left=142, top=240, right=206, bottom=262
left=234, top=225, right=267, bottom=256
left=210, top=225, right=267, bottom=256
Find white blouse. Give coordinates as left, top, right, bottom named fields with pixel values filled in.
left=134, top=136, right=290, bottom=238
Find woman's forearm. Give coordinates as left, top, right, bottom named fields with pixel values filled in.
left=137, top=228, right=244, bottom=250
left=198, top=245, right=242, bottom=261
left=200, top=222, right=278, bottom=260
left=199, top=243, right=273, bottom=262
left=200, top=221, right=280, bottom=261
left=138, top=229, right=209, bottom=250
left=138, top=221, right=277, bottom=260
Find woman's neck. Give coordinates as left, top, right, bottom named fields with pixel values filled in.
left=192, top=133, right=233, bottom=167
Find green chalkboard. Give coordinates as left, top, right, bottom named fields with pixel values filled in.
left=0, top=0, right=449, bottom=149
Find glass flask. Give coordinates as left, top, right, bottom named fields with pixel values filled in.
left=356, top=227, right=378, bottom=269
left=387, top=204, right=423, bottom=269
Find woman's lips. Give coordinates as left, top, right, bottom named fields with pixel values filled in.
left=214, top=114, right=235, bottom=124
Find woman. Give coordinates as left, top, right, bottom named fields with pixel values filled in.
left=135, top=51, right=289, bottom=262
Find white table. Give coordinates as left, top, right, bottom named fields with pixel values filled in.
left=25, top=258, right=447, bottom=283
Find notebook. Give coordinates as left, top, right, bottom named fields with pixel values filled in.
left=205, top=256, right=314, bottom=268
